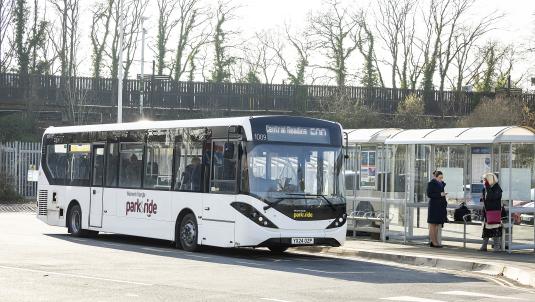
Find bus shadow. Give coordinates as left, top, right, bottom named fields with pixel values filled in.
left=45, top=233, right=482, bottom=285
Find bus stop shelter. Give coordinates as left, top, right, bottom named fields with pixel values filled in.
left=344, top=128, right=402, bottom=239
left=382, top=126, right=535, bottom=252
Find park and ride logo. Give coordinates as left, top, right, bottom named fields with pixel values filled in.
left=125, top=191, right=158, bottom=217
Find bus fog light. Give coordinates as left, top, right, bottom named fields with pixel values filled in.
left=259, top=216, right=263, bottom=222
left=327, top=212, right=347, bottom=229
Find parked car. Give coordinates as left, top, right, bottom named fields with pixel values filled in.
left=521, top=201, right=535, bottom=225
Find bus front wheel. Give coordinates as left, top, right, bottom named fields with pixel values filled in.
left=179, top=213, right=199, bottom=252
left=67, top=204, right=98, bottom=238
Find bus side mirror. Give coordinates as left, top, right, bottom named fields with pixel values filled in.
left=224, top=143, right=235, bottom=159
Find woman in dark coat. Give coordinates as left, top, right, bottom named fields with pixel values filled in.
left=480, top=173, right=503, bottom=252
left=427, top=171, right=448, bottom=248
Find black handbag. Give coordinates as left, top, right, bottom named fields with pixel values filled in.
left=454, top=202, right=471, bottom=222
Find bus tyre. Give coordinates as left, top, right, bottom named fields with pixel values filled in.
left=179, top=213, right=199, bottom=252
left=268, top=246, right=288, bottom=254
left=68, top=204, right=98, bottom=238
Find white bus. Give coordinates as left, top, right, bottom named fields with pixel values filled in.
left=37, top=116, right=347, bottom=253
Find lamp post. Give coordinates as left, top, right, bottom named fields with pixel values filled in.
left=140, top=16, right=148, bottom=119
left=117, top=0, right=125, bottom=123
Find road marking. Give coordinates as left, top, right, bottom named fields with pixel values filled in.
left=0, top=265, right=153, bottom=286
left=438, top=291, right=527, bottom=300
left=296, top=267, right=372, bottom=274
left=260, top=298, right=294, bottom=302
left=380, top=297, right=446, bottom=302
left=141, top=247, right=173, bottom=253
left=181, top=253, right=212, bottom=259
left=125, top=293, right=139, bottom=297
left=235, top=260, right=266, bottom=266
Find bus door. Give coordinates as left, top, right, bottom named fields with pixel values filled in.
left=89, top=144, right=105, bottom=228
left=201, top=140, right=239, bottom=247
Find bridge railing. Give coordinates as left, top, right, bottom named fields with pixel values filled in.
left=0, top=72, right=532, bottom=116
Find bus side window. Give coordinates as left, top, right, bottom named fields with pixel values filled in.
left=106, top=143, right=119, bottom=187
left=144, top=143, right=173, bottom=190
left=68, top=144, right=91, bottom=186
left=118, top=143, right=144, bottom=188
left=45, top=144, right=68, bottom=185
left=174, top=141, right=203, bottom=192
left=210, top=141, right=238, bottom=193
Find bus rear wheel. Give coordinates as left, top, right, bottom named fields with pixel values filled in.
left=179, top=213, right=199, bottom=252
left=67, top=204, right=98, bottom=238
left=268, top=246, right=288, bottom=254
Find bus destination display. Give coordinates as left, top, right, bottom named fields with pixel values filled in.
left=256, top=125, right=330, bottom=144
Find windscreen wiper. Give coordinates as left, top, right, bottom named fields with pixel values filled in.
left=285, top=193, right=337, bottom=211
left=263, top=196, right=307, bottom=211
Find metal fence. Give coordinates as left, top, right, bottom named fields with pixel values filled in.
left=0, top=142, right=41, bottom=199
left=4, top=72, right=533, bottom=119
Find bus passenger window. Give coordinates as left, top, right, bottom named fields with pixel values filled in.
left=144, top=143, right=173, bottom=189
left=45, top=144, right=68, bottom=185
left=69, top=144, right=91, bottom=186
left=174, top=142, right=203, bottom=192
left=106, top=143, right=119, bottom=187
left=210, top=141, right=237, bottom=193
left=118, top=143, right=144, bottom=188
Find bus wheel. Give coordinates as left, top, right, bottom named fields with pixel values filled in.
left=179, top=213, right=199, bottom=252
left=68, top=204, right=98, bottom=238
left=268, top=246, right=288, bottom=254
left=68, top=204, right=84, bottom=237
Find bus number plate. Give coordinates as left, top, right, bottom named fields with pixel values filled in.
left=291, top=237, right=314, bottom=245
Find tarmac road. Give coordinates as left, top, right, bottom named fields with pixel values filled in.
left=1, top=212, right=534, bottom=302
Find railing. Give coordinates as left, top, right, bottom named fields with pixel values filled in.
left=0, top=142, right=41, bottom=199
left=2, top=72, right=530, bottom=118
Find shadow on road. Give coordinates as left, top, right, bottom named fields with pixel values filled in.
left=45, top=233, right=483, bottom=285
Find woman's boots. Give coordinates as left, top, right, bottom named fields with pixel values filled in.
left=480, top=237, right=502, bottom=252
left=492, top=236, right=502, bottom=251
left=479, top=238, right=489, bottom=251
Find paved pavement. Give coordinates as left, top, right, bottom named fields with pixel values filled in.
left=297, top=238, right=535, bottom=287
left=1, top=213, right=535, bottom=302
left=0, top=202, right=36, bottom=213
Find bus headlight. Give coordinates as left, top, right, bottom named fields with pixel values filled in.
left=326, top=212, right=347, bottom=229
left=231, top=202, right=278, bottom=229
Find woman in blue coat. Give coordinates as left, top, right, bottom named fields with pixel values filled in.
left=427, top=171, right=448, bottom=248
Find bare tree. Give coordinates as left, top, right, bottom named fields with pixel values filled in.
left=471, top=41, right=518, bottom=92
left=14, top=0, right=47, bottom=78
left=63, top=80, right=90, bottom=125
left=108, top=0, right=148, bottom=79
left=0, top=0, right=14, bottom=72
left=261, top=25, right=312, bottom=85
left=155, top=0, right=179, bottom=76
left=171, top=0, right=211, bottom=80
left=308, top=0, right=359, bottom=87
left=355, top=13, right=383, bottom=88
left=238, top=31, right=279, bottom=84
left=90, top=0, right=113, bottom=78
left=420, top=0, right=448, bottom=94
left=402, top=8, right=422, bottom=90
left=210, top=0, right=239, bottom=83
left=48, top=0, right=81, bottom=77
left=374, top=0, right=416, bottom=89
left=436, top=0, right=501, bottom=94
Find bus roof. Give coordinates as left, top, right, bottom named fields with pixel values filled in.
left=43, top=116, right=342, bottom=143
left=44, top=116, right=256, bottom=136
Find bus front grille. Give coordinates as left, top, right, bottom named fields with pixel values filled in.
left=38, top=190, right=47, bottom=216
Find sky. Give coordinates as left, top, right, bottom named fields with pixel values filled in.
left=61, top=0, right=535, bottom=88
